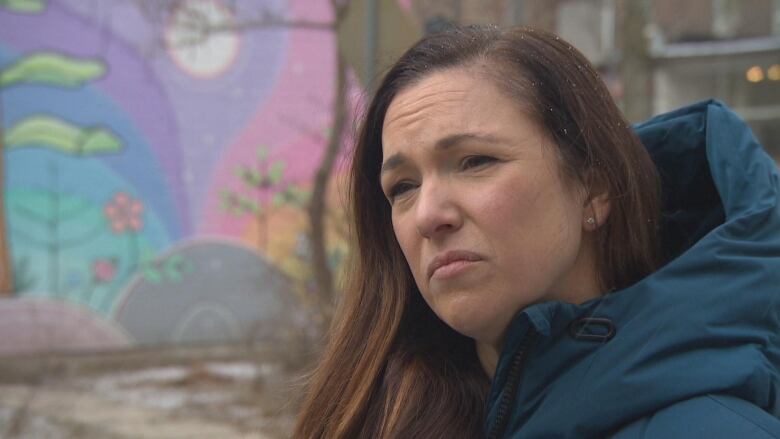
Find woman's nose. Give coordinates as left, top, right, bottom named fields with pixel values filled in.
left=414, top=181, right=463, bottom=238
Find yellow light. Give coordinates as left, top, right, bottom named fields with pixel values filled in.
left=768, top=64, right=780, bottom=81
left=746, top=66, right=765, bottom=83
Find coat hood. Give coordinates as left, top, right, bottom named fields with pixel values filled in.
left=485, top=100, right=780, bottom=437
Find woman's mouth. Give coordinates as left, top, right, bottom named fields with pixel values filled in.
left=428, top=250, right=483, bottom=280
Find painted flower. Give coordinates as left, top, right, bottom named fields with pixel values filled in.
left=104, top=192, right=144, bottom=234
left=92, top=258, right=118, bottom=283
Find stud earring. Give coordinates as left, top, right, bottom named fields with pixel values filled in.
left=585, top=217, right=595, bottom=225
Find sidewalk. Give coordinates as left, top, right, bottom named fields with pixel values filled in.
left=0, top=347, right=300, bottom=438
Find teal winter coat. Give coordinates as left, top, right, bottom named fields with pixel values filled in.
left=484, top=101, right=780, bottom=438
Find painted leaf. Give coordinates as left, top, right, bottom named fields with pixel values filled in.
left=1, top=52, right=105, bottom=87
left=181, top=260, right=195, bottom=274
left=236, top=166, right=261, bottom=188
left=80, top=129, right=123, bottom=154
left=143, top=267, right=163, bottom=284
left=249, top=169, right=262, bottom=187
left=243, top=197, right=261, bottom=214
left=256, top=146, right=268, bottom=161
left=287, top=186, right=311, bottom=205
left=167, top=269, right=182, bottom=283
left=219, top=190, right=233, bottom=212
left=163, top=255, right=183, bottom=283
left=272, top=192, right=285, bottom=207
left=6, top=116, right=123, bottom=155
left=268, top=161, right=285, bottom=184
left=0, top=0, right=46, bottom=14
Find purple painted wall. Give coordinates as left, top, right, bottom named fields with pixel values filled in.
left=0, top=0, right=372, bottom=354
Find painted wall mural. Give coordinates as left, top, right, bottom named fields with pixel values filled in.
left=0, top=0, right=366, bottom=355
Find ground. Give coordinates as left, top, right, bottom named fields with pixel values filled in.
left=0, top=345, right=303, bottom=438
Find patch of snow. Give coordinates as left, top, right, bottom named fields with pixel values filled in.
left=93, top=366, right=190, bottom=388
left=205, top=361, right=259, bottom=380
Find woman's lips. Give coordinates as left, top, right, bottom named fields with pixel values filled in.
left=428, top=250, right=483, bottom=280
left=431, top=259, right=481, bottom=280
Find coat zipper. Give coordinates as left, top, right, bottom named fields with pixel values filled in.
left=487, top=332, right=535, bottom=439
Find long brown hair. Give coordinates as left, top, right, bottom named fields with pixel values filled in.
left=294, top=25, right=661, bottom=438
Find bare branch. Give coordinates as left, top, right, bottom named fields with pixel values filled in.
left=278, top=115, right=328, bottom=144
left=307, top=52, right=348, bottom=315
left=169, top=2, right=334, bottom=40
left=204, top=18, right=335, bottom=33
left=134, top=1, right=335, bottom=54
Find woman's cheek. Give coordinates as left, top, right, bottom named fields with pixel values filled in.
left=393, top=214, right=425, bottom=287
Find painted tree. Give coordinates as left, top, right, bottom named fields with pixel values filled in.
left=220, top=145, right=309, bottom=251
left=145, top=0, right=416, bottom=335
left=0, top=52, right=117, bottom=295
left=154, top=0, right=352, bottom=325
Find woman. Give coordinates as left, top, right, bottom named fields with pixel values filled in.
left=294, top=25, right=780, bottom=438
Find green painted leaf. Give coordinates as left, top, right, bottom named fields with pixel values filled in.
left=272, top=192, right=285, bottom=207
left=6, top=116, right=123, bottom=155
left=166, top=254, right=183, bottom=266
left=1, top=52, right=105, bottom=87
left=219, top=191, right=234, bottom=212
left=288, top=186, right=311, bottom=204
left=249, top=169, right=262, bottom=187
left=219, top=190, right=232, bottom=202
left=268, top=162, right=285, bottom=184
left=79, top=128, right=122, bottom=154
left=163, top=257, right=183, bottom=282
left=167, top=269, right=182, bottom=283
left=143, top=268, right=162, bottom=284
left=256, top=146, right=268, bottom=161
left=0, top=0, right=46, bottom=14
left=238, top=195, right=254, bottom=210
left=237, top=166, right=262, bottom=188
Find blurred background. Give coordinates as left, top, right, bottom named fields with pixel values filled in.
left=0, top=0, right=777, bottom=437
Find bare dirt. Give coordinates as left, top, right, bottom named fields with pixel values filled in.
left=0, top=345, right=305, bottom=438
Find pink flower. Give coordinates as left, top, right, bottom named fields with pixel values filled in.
left=104, top=192, right=144, bottom=234
left=92, top=258, right=117, bottom=283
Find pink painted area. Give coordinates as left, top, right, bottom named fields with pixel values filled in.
left=0, top=298, right=131, bottom=356
left=93, top=258, right=119, bottom=284
left=199, top=0, right=350, bottom=236
left=289, top=0, right=334, bottom=23
left=397, top=0, right=413, bottom=13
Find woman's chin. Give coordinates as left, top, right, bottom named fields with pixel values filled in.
left=438, top=301, right=508, bottom=344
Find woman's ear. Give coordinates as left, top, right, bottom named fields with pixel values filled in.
left=581, top=169, right=611, bottom=231
left=584, top=190, right=611, bottom=231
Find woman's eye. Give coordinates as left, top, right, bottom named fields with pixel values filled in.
left=387, top=181, right=415, bottom=201
left=461, top=155, right=497, bottom=170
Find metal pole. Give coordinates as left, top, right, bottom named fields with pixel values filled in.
left=513, top=0, right=523, bottom=25
left=364, top=0, right=379, bottom=89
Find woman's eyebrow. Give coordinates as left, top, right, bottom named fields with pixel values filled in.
left=381, top=153, right=407, bottom=175
left=381, top=133, right=503, bottom=175
left=435, top=132, right=502, bottom=150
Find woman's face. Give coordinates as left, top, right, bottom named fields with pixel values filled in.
left=380, top=68, right=604, bottom=347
